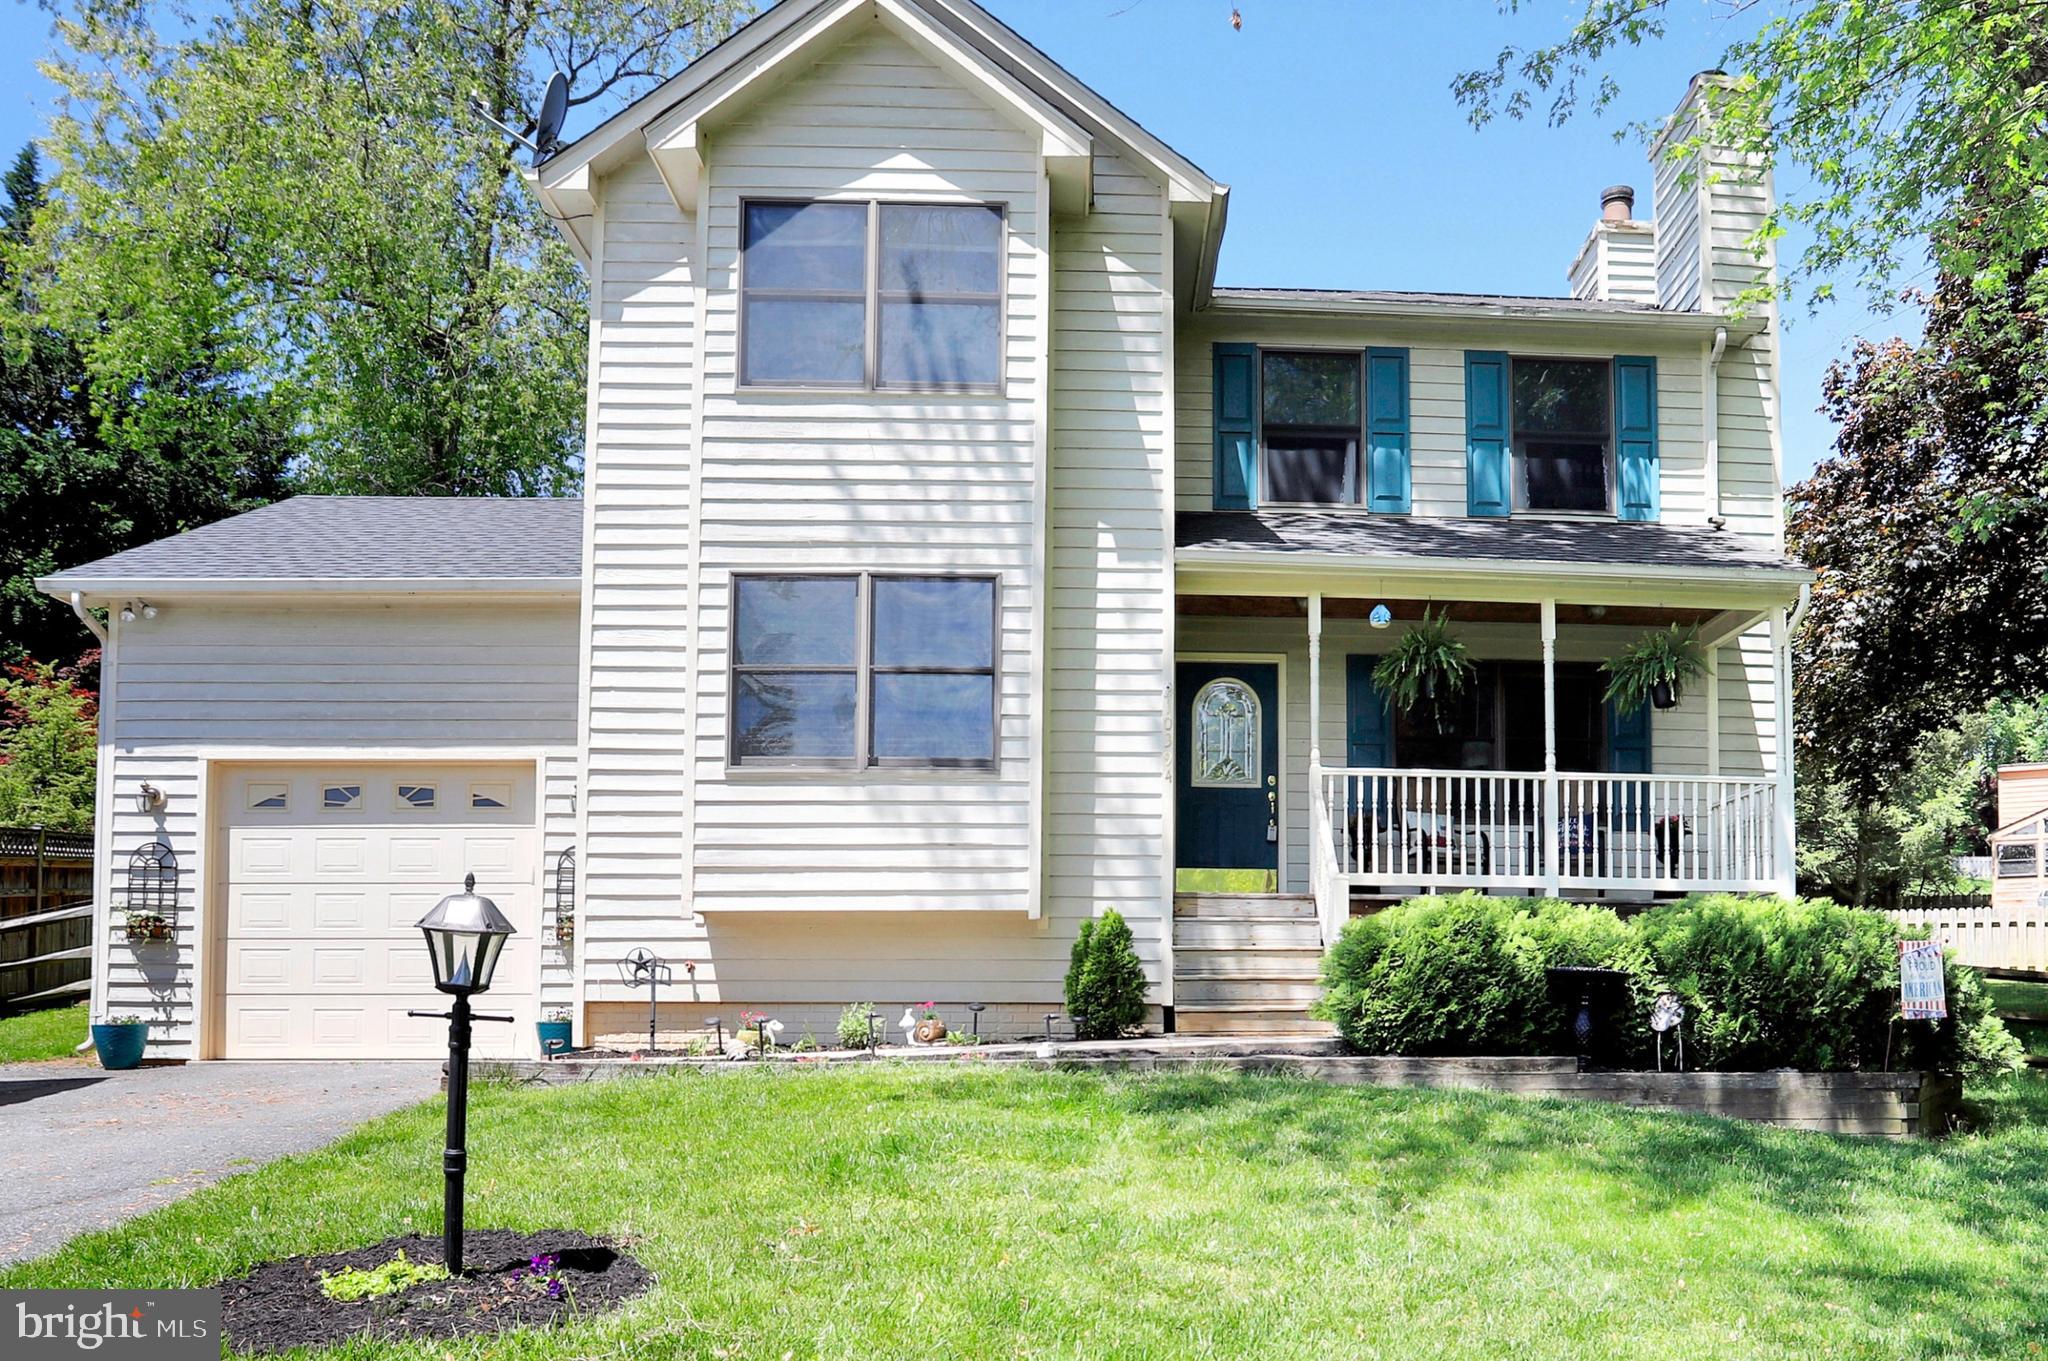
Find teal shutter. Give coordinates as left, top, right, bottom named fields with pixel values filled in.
left=1364, top=347, right=1411, bottom=513
left=1614, top=354, right=1659, bottom=521
left=1605, top=696, right=1653, bottom=831
left=1346, top=656, right=1391, bottom=767
left=1213, top=343, right=1259, bottom=510
left=1465, top=350, right=1511, bottom=517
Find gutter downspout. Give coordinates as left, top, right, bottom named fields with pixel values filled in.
left=68, top=592, right=108, bottom=645
left=1703, top=325, right=1728, bottom=522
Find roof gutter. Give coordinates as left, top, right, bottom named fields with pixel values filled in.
left=1209, top=293, right=1763, bottom=337
left=1191, top=185, right=1230, bottom=311
left=38, top=576, right=582, bottom=603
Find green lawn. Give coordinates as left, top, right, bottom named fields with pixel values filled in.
left=7, top=1066, right=2048, bottom=1359
left=0, top=1000, right=87, bottom=1062
left=1986, top=978, right=2048, bottom=1020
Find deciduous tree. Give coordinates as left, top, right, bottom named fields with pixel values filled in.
left=20, top=0, right=749, bottom=496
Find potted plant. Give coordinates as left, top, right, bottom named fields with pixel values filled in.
left=1601, top=624, right=1708, bottom=715
left=554, top=912, right=574, bottom=947
left=124, top=911, right=174, bottom=943
left=91, top=1014, right=148, bottom=1070
left=537, top=1007, right=573, bottom=1058
left=913, top=1002, right=946, bottom=1045
left=1371, top=607, right=1475, bottom=731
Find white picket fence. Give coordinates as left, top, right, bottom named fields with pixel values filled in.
left=1883, top=899, right=2048, bottom=974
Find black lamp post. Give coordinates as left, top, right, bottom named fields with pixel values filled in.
left=409, top=873, right=515, bottom=1276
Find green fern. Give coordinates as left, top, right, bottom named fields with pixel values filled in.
left=1600, top=624, right=1708, bottom=717
left=1371, top=608, right=1475, bottom=727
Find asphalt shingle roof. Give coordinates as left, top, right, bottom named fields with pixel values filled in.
left=45, top=496, right=585, bottom=582
left=1176, top=510, right=1806, bottom=574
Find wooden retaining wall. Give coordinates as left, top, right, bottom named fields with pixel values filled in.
left=478, top=1043, right=1956, bottom=1139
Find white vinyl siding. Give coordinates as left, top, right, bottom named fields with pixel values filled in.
left=688, top=21, right=1041, bottom=917
left=1175, top=320, right=1712, bottom=532
left=93, top=600, right=577, bottom=1059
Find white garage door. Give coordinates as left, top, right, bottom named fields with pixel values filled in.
left=218, top=765, right=540, bottom=1059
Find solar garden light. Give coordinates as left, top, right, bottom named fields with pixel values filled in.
left=408, top=874, right=516, bottom=1277
left=967, top=1001, right=986, bottom=1040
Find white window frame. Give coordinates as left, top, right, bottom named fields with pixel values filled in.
left=396, top=783, right=438, bottom=811
left=728, top=571, right=1001, bottom=773
left=245, top=782, right=290, bottom=811
left=737, top=198, right=1008, bottom=396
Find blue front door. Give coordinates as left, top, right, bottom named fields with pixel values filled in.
left=1176, top=661, right=1280, bottom=879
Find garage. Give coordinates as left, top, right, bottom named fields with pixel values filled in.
left=214, top=764, right=540, bottom=1059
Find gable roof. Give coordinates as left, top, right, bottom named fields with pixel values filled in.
left=527, top=0, right=1227, bottom=295
left=37, top=497, right=584, bottom=598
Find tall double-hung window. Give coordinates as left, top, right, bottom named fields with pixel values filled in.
left=740, top=201, right=1003, bottom=391
left=730, top=574, right=999, bottom=770
left=1260, top=351, right=1362, bottom=503
left=1512, top=358, right=1612, bottom=513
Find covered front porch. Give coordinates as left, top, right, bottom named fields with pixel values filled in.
left=1172, top=515, right=1812, bottom=946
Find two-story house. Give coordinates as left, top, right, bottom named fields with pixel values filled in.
left=41, top=0, right=1810, bottom=1059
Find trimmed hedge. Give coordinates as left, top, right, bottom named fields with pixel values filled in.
left=1311, top=893, right=2022, bottom=1077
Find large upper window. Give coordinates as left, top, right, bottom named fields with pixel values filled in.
left=1512, top=358, right=1612, bottom=513
left=741, top=201, right=1003, bottom=391
left=731, top=574, right=998, bottom=769
left=1261, top=351, right=1361, bottom=503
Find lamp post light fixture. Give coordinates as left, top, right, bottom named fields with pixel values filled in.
left=408, top=873, right=516, bottom=1276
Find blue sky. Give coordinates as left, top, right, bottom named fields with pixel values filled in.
left=0, top=0, right=1924, bottom=482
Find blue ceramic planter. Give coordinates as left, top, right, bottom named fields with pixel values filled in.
left=91, top=1022, right=148, bottom=1070
left=537, top=1019, right=574, bottom=1058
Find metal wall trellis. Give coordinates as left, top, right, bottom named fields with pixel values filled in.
left=125, top=841, right=179, bottom=914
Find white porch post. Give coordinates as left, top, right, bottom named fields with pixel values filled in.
left=1541, top=599, right=1560, bottom=897
left=1307, top=593, right=1324, bottom=775
left=1771, top=606, right=1797, bottom=896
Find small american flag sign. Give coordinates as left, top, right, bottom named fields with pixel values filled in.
left=1898, top=939, right=1948, bottom=1021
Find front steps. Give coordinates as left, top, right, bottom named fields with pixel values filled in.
left=1172, top=893, right=1336, bottom=1037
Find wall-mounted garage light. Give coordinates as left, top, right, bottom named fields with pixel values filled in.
left=117, top=601, right=158, bottom=623
left=133, top=782, right=167, bottom=815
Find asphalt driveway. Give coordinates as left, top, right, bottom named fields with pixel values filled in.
left=0, top=1060, right=438, bottom=1265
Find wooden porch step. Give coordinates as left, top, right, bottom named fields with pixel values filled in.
left=1176, top=976, right=1323, bottom=1006
left=1174, top=951, right=1323, bottom=982
left=1173, top=893, right=1316, bottom=919
left=1175, top=1004, right=1338, bottom=1037
left=1174, top=916, right=1321, bottom=950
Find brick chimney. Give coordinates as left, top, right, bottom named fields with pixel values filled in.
left=1567, top=184, right=1658, bottom=304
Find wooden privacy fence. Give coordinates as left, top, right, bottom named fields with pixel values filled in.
left=0, top=825, right=94, bottom=1008
left=1881, top=895, right=2048, bottom=973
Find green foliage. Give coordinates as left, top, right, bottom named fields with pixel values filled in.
left=1790, top=256, right=2048, bottom=800
left=835, top=1002, right=875, bottom=1050
left=1314, top=892, right=2023, bottom=1077
left=1311, top=895, right=1639, bottom=1058
left=0, top=658, right=97, bottom=829
left=1599, top=624, right=1706, bottom=717
left=318, top=1249, right=449, bottom=1302
left=1796, top=698, right=2048, bottom=905
left=1454, top=1, right=2048, bottom=318
left=1, top=144, right=289, bottom=664
left=18, top=0, right=750, bottom=499
left=1371, top=608, right=1475, bottom=726
left=1064, top=908, right=1147, bottom=1040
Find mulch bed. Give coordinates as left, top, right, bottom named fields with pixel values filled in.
left=220, top=1229, right=651, bottom=1354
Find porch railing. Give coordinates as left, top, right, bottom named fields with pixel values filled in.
left=1317, top=767, right=1783, bottom=908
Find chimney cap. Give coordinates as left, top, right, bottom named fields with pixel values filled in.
left=1600, top=184, right=1636, bottom=222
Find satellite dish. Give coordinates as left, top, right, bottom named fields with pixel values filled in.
left=533, top=72, right=570, bottom=161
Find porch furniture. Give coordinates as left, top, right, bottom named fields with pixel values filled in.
left=1403, top=811, right=1491, bottom=876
